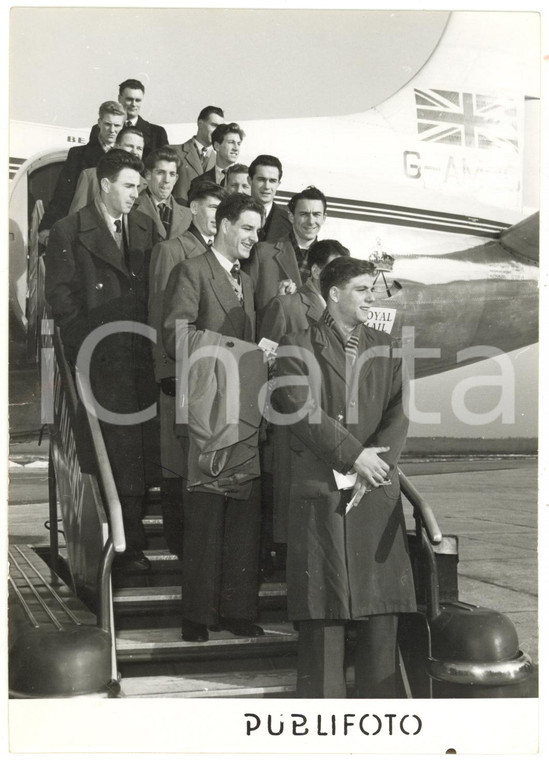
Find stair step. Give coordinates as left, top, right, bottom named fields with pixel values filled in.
left=120, top=667, right=297, bottom=698
left=115, top=586, right=181, bottom=603
left=113, top=582, right=287, bottom=606
left=145, top=486, right=161, bottom=502
left=115, top=622, right=297, bottom=662
left=145, top=548, right=180, bottom=562
left=142, top=517, right=164, bottom=535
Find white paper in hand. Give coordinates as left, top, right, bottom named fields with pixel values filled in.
left=258, top=337, right=278, bottom=357
left=333, top=470, right=357, bottom=490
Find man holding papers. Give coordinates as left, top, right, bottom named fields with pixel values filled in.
left=272, top=256, right=416, bottom=699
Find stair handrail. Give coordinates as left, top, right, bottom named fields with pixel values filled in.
left=74, top=357, right=126, bottom=634
left=53, top=327, right=126, bottom=554
left=52, top=327, right=125, bottom=633
left=398, top=467, right=442, bottom=545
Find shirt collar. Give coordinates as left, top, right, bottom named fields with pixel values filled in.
left=322, top=308, right=361, bottom=346
left=289, top=228, right=312, bottom=258
left=147, top=188, right=172, bottom=209
left=211, top=246, right=236, bottom=274
left=215, top=165, right=232, bottom=184
left=97, top=134, right=113, bottom=152
left=188, top=223, right=212, bottom=247
left=194, top=138, right=210, bottom=154
left=95, top=197, right=124, bottom=237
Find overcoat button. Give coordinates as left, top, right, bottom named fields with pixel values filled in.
left=226, top=341, right=234, bottom=347
left=95, top=282, right=103, bottom=290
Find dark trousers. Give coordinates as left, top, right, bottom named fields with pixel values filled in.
left=158, top=391, right=185, bottom=557
left=120, top=495, right=146, bottom=551
left=180, top=479, right=261, bottom=625
left=296, top=614, right=399, bottom=698
left=161, top=477, right=184, bottom=557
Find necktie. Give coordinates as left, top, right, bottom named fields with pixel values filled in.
left=158, top=202, right=172, bottom=237
left=200, top=146, right=209, bottom=170
left=125, top=120, right=133, bottom=128
left=219, top=169, right=226, bottom=187
left=230, top=262, right=241, bottom=284
left=113, top=218, right=123, bottom=248
left=113, top=218, right=129, bottom=268
left=230, top=262, right=243, bottom=304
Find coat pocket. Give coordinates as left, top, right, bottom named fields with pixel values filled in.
left=381, top=471, right=401, bottom=500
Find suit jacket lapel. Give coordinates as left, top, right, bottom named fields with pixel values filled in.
left=313, top=324, right=347, bottom=384
left=137, top=191, right=166, bottom=238
left=181, top=234, right=201, bottom=259
left=205, top=150, right=216, bottom=171
left=318, top=324, right=379, bottom=390
left=136, top=116, right=152, bottom=141
left=171, top=203, right=192, bottom=239
left=184, top=139, right=204, bottom=176
left=241, top=273, right=256, bottom=342
left=354, top=327, right=379, bottom=385
left=205, top=250, right=246, bottom=336
left=77, top=204, right=129, bottom=276
left=187, top=225, right=210, bottom=252
left=273, top=237, right=300, bottom=282
left=300, top=279, right=324, bottom=323
left=127, top=209, right=152, bottom=276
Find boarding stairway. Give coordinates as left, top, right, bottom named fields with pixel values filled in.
left=8, top=327, right=533, bottom=699
left=8, top=465, right=462, bottom=699
left=111, top=491, right=299, bottom=699
left=109, top=483, right=460, bottom=699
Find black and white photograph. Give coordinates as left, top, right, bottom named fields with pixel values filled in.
left=4, top=2, right=544, bottom=756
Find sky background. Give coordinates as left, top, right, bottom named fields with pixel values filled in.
left=8, top=6, right=540, bottom=439
left=10, top=8, right=450, bottom=125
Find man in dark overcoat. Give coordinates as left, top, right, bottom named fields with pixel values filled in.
left=45, top=149, right=159, bottom=570
left=89, top=79, right=169, bottom=158
left=259, top=239, right=350, bottom=556
left=39, top=100, right=127, bottom=242
left=246, top=154, right=291, bottom=244
left=273, top=256, right=416, bottom=698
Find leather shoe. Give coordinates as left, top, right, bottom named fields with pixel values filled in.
left=113, top=549, right=151, bottom=572
left=214, top=618, right=264, bottom=637
left=181, top=617, right=209, bottom=642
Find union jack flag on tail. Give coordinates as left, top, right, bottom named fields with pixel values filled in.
left=414, top=89, right=518, bottom=151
